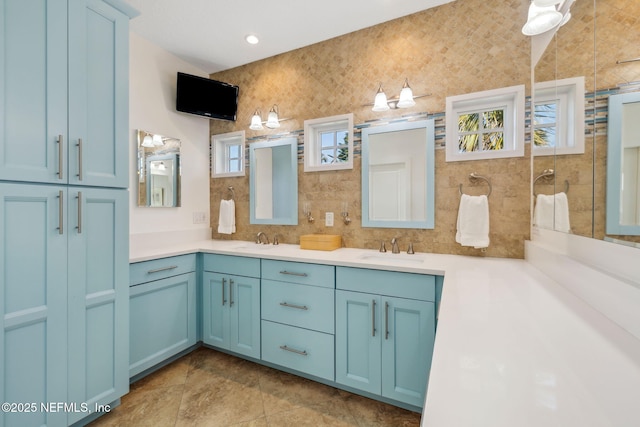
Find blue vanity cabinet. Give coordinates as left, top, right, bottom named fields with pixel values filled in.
left=129, top=255, right=197, bottom=378
left=336, top=267, right=436, bottom=408
left=202, top=254, right=261, bottom=359
left=0, top=0, right=130, bottom=188
left=260, top=260, right=336, bottom=381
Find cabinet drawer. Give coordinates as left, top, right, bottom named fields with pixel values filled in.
left=336, top=267, right=435, bottom=302
left=130, top=254, right=196, bottom=286
left=262, top=259, right=335, bottom=288
left=261, top=320, right=334, bottom=381
left=262, top=280, right=334, bottom=334
left=203, top=253, right=261, bottom=277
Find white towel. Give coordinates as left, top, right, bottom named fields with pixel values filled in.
left=217, top=199, right=236, bottom=234
left=534, top=192, right=570, bottom=233
left=456, top=194, right=490, bottom=249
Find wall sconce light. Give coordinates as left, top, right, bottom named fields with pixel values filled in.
left=249, top=104, right=291, bottom=130
left=141, top=132, right=154, bottom=148
left=152, top=134, right=164, bottom=146
left=521, top=0, right=571, bottom=36
left=370, top=79, right=429, bottom=111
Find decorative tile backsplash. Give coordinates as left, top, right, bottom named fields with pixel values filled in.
left=208, top=0, right=532, bottom=258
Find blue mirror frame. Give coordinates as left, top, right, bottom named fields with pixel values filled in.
left=249, top=137, right=298, bottom=225
left=606, top=92, right=640, bottom=236
left=361, top=119, right=435, bottom=229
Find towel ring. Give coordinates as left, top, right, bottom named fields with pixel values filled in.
left=459, top=172, right=492, bottom=197
left=225, top=186, right=235, bottom=201
left=533, top=169, right=569, bottom=196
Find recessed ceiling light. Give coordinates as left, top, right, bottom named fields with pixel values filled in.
left=245, top=34, right=259, bottom=45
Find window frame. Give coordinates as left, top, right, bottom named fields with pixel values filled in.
left=445, top=85, right=525, bottom=162
left=304, top=113, right=354, bottom=172
left=533, top=76, right=585, bottom=156
left=211, top=130, right=245, bottom=178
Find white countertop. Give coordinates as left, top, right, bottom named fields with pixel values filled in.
left=130, top=238, right=640, bottom=427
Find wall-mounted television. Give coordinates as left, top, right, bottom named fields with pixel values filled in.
left=176, top=72, right=239, bottom=121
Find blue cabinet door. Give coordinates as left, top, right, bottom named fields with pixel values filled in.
left=67, top=187, right=129, bottom=424
left=129, top=271, right=197, bottom=377
left=202, top=272, right=230, bottom=349
left=335, top=290, right=381, bottom=395
left=0, top=0, right=68, bottom=184
left=381, top=296, right=435, bottom=408
left=0, top=183, right=68, bottom=427
left=202, top=272, right=260, bottom=359
left=68, top=0, right=129, bottom=188
left=228, top=275, right=260, bottom=359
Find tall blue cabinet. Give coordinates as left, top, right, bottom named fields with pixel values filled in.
left=0, top=1, right=135, bottom=426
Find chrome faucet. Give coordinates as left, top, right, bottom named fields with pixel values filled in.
left=379, top=240, right=387, bottom=253
left=391, top=237, right=400, bottom=254
left=256, top=231, right=269, bottom=244
left=273, top=234, right=280, bottom=245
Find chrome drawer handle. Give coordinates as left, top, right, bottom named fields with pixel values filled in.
left=57, top=191, right=64, bottom=235
left=279, top=302, right=308, bottom=311
left=385, top=301, right=390, bottom=340
left=279, top=345, right=308, bottom=356
left=147, top=265, right=178, bottom=274
left=77, top=138, right=83, bottom=180
left=279, top=270, right=308, bottom=277
left=57, top=135, right=64, bottom=180
left=222, top=278, right=227, bottom=306
left=372, top=299, right=376, bottom=337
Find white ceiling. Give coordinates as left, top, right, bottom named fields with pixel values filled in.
left=123, top=0, right=456, bottom=74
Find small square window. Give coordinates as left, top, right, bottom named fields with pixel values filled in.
left=533, top=76, right=585, bottom=156
left=446, top=85, right=525, bottom=162
left=211, top=130, right=245, bottom=178
left=304, top=114, right=353, bottom=171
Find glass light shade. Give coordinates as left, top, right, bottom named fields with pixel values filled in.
left=372, top=84, right=390, bottom=112
left=522, top=4, right=562, bottom=36
left=152, top=134, right=164, bottom=146
left=265, top=105, right=280, bottom=128
left=533, top=0, right=562, bottom=6
left=141, top=135, right=154, bottom=147
left=396, top=79, right=416, bottom=108
left=157, top=162, right=166, bottom=171
left=249, top=110, right=263, bottom=130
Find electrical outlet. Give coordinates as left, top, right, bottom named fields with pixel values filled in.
left=192, top=212, right=207, bottom=224
left=325, top=212, right=334, bottom=227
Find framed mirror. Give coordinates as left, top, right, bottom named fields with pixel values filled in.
left=137, top=130, right=181, bottom=207
left=212, top=130, right=245, bottom=177
left=606, top=92, right=640, bottom=236
left=249, top=137, right=298, bottom=225
left=361, top=119, right=435, bottom=229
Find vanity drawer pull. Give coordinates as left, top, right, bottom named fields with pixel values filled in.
left=147, top=265, right=178, bottom=274
left=279, top=270, right=308, bottom=277
left=279, top=345, right=308, bottom=356
left=279, top=302, right=308, bottom=311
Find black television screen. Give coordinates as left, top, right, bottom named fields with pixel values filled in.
left=176, top=72, right=239, bottom=121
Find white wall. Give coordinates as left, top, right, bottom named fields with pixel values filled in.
left=129, top=33, right=210, bottom=237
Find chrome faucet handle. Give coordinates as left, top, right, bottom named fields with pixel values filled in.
left=391, top=237, right=400, bottom=254
left=379, top=241, right=387, bottom=253
left=255, top=232, right=263, bottom=244
left=273, top=234, right=280, bottom=245
left=407, top=242, right=415, bottom=254
left=256, top=231, right=269, bottom=244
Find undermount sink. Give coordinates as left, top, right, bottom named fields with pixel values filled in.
left=232, top=243, right=274, bottom=251
left=358, top=253, right=424, bottom=265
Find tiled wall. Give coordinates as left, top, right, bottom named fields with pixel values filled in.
left=208, top=0, right=532, bottom=258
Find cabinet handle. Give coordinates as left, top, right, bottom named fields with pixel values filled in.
left=385, top=302, right=390, bottom=340
left=57, top=190, right=64, bottom=235
left=279, top=345, right=308, bottom=356
left=279, top=302, right=308, bottom=311
left=279, top=270, right=308, bottom=277
left=372, top=299, right=376, bottom=337
left=77, top=138, right=83, bottom=180
left=76, top=192, right=82, bottom=233
left=146, top=265, right=178, bottom=274
left=57, top=135, right=64, bottom=180
left=229, top=279, right=234, bottom=307
left=221, top=278, right=227, bottom=306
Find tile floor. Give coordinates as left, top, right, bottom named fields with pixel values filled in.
left=88, top=347, right=422, bottom=427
